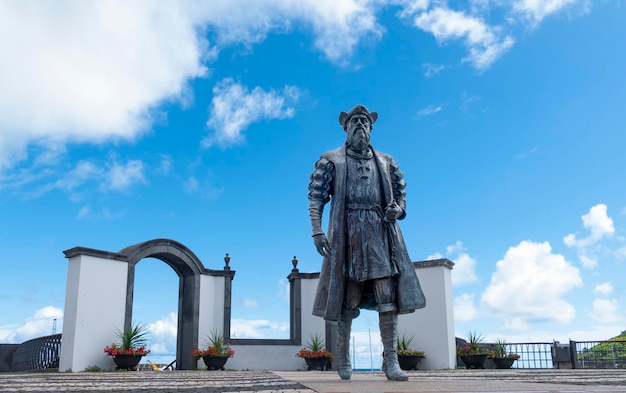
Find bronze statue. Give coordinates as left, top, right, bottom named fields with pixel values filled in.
left=308, top=104, right=426, bottom=381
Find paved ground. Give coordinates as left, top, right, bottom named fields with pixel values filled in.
left=0, top=369, right=625, bottom=393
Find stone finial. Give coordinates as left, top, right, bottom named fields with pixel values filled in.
left=292, top=256, right=298, bottom=272
left=224, top=253, right=231, bottom=270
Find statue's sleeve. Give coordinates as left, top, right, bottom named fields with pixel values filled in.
left=308, top=157, right=334, bottom=236
left=390, top=157, right=407, bottom=220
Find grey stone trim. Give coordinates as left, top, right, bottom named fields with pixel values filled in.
left=223, top=274, right=234, bottom=343
left=413, top=258, right=454, bottom=270
left=228, top=338, right=300, bottom=345
left=63, top=246, right=127, bottom=261
left=287, top=271, right=320, bottom=280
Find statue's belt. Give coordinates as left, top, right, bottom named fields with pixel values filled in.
left=346, top=203, right=383, bottom=217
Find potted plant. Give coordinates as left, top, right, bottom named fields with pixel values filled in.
left=397, top=332, right=426, bottom=370
left=103, top=321, right=151, bottom=370
left=489, top=339, right=520, bottom=369
left=457, top=331, right=489, bottom=369
left=296, top=333, right=334, bottom=371
left=192, top=330, right=234, bottom=370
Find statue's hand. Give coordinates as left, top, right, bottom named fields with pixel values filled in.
left=384, top=201, right=402, bottom=222
left=313, top=233, right=332, bottom=258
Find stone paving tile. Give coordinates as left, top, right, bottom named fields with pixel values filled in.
left=274, top=369, right=626, bottom=393
left=0, top=370, right=314, bottom=393
left=1, top=369, right=626, bottom=393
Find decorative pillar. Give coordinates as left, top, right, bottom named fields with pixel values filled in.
left=59, top=248, right=128, bottom=372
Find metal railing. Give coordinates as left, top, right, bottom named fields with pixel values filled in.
left=8, top=334, right=626, bottom=371
left=571, top=340, right=626, bottom=369
left=11, top=334, right=62, bottom=371
left=505, top=342, right=554, bottom=369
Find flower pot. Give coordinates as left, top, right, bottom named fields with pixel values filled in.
left=304, top=357, right=331, bottom=371
left=202, top=355, right=229, bottom=370
left=460, top=354, right=488, bottom=369
left=398, top=355, right=424, bottom=370
left=112, top=354, right=143, bottom=370
left=492, top=357, right=516, bottom=369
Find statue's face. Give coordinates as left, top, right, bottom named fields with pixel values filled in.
left=345, top=114, right=371, bottom=152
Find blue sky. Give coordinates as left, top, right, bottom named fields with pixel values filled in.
left=1, top=0, right=625, bottom=368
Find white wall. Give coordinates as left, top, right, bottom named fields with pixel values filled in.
left=300, top=277, right=325, bottom=347
left=198, top=275, right=226, bottom=342
left=222, top=345, right=305, bottom=370
left=58, top=248, right=454, bottom=372
left=59, top=254, right=128, bottom=372
left=398, top=263, right=456, bottom=370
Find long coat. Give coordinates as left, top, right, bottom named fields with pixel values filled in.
left=310, top=146, right=426, bottom=321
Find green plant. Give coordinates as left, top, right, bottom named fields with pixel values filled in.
left=83, top=365, right=102, bottom=372
left=490, top=339, right=520, bottom=359
left=457, top=331, right=488, bottom=356
left=397, top=332, right=426, bottom=357
left=296, top=333, right=334, bottom=360
left=104, top=321, right=151, bottom=357
left=192, top=330, right=234, bottom=359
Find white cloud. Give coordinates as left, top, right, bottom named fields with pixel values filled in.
left=0, top=306, right=63, bottom=343
left=439, top=241, right=479, bottom=286
left=417, top=105, right=443, bottom=117
left=278, top=278, right=290, bottom=304
left=101, top=160, right=147, bottom=192
left=243, top=298, right=260, bottom=308
left=481, top=240, right=582, bottom=327
left=426, top=251, right=443, bottom=260
left=578, top=254, right=597, bottom=269
left=15, top=157, right=147, bottom=198
left=77, top=206, right=90, bottom=219
left=192, top=0, right=384, bottom=65
left=564, top=204, right=616, bottom=268
left=428, top=242, right=478, bottom=286
left=454, top=293, right=479, bottom=322
left=593, top=282, right=614, bottom=296
left=147, top=312, right=178, bottom=356
left=230, top=318, right=289, bottom=339
left=0, top=1, right=208, bottom=172
left=511, top=0, right=587, bottom=25
left=184, top=177, right=199, bottom=194
left=589, top=298, right=622, bottom=324
left=204, top=79, right=301, bottom=148
left=1, top=1, right=382, bottom=174
left=564, top=204, right=615, bottom=247
left=460, top=92, right=481, bottom=111
left=422, top=62, right=446, bottom=78
left=406, top=6, right=515, bottom=70
left=0, top=0, right=598, bottom=178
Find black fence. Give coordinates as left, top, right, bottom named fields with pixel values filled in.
left=6, top=334, right=626, bottom=372
left=571, top=340, right=626, bottom=369
left=505, top=342, right=554, bottom=369
left=457, top=339, right=626, bottom=369
left=11, top=333, right=62, bottom=371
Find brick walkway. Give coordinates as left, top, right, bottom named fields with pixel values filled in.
left=0, top=369, right=625, bottom=392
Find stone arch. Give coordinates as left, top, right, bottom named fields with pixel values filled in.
left=119, top=239, right=210, bottom=370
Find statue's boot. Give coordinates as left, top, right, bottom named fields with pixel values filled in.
left=336, top=316, right=353, bottom=380
left=379, top=311, right=408, bottom=381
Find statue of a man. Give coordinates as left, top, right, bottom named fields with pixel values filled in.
left=308, top=104, right=426, bottom=381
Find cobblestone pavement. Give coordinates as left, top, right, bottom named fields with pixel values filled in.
left=276, top=369, right=626, bottom=392
left=0, top=370, right=313, bottom=393
left=1, top=369, right=626, bottom=393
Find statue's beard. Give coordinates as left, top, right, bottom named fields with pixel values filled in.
left=347, top=129, right=369, bottom=152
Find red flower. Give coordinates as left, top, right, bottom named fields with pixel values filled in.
left=295, top=348, right=334, bottom=361
left=104, top=343, right=150, bottom=357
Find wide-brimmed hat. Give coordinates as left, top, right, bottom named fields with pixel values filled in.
left=338, top=104, right=378, bottom=126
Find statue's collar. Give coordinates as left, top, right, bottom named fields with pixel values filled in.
left=345, top=146, right=373, bottom=160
